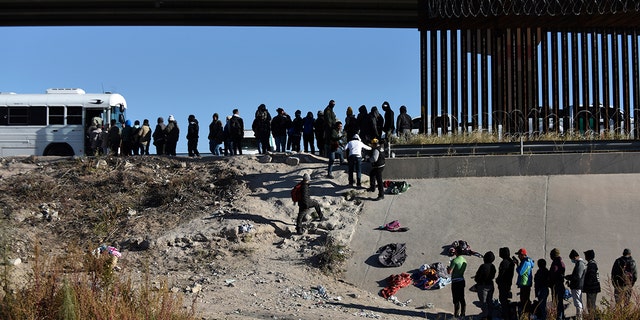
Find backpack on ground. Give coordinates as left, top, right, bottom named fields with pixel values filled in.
left=291, top=182, right=303, bottom=204
left=376, top=243, right=407, bottom=267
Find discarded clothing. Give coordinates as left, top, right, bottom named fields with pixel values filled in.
left=376, top=220, right=410, bottom=232
left=414, top=262, right=452, bottom=290
left=383, top=180, right=410, bottom=194
left=380, top=272, right=413, bottom=298
left=448, top=239, right=483, bottom=258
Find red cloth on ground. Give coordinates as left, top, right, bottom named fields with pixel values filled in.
left=380, top=272, right=413, bottom=298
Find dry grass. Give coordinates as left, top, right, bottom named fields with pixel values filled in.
left=390, top=130, right=634, bottom=145
left=0, top=244, right=197, bottom=320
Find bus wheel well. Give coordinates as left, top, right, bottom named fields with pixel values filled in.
left=44, top=143, right=75, bottom=156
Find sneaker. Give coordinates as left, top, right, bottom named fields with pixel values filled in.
left=367, top=188, right=375, bottom=192
left=327, top=174, right=334, bottom=179
left=374, top=195, right=385, bottom=201
left=356, top=183, right=362, bottom=188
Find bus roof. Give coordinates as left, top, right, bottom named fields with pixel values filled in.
left=0, top=89, right=126, bottom=109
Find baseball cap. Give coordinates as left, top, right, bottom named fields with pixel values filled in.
left=516, top=248, right=527, bottom=256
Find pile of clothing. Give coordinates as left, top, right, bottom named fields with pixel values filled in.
left=414, top=262, right=451, bottom=290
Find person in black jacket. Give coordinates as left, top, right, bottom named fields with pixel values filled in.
left=186, top=114, right=200, bottom=157
left=496, top=247, right=516, bottom=320
left=474, top=251, right=496, bottom=320
left=381, top=101, right=395, bottom=141
left=295, top=173, right=323, bottom=235
left=612, top=248, right=637, bottom=305
left=271, top=108, right=291, bottom=152
left=290, top=110, right=303, bottom=152
left=152, top=117, right=166, bottom=155
left=367, top=138, right=385, bottom=200
left=534, top=259, right=550, bottom=320
left=252, top=104, right=272, bottom=154
left=549, top=248, right=566, bottom=320
left=396, top=105, right=413, bottom=139
left=164, top=115, right=179, bottom=156
left=314, top=110, right=325, bottom=156
left=208, top=113, right=224, bottom=156
left=582, top=249, right=600, bottom=316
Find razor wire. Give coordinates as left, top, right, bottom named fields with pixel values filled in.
left=425, top=0, right=640, bottom=18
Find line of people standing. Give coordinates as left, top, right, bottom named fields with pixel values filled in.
left=448, top=245, right=635, bottom=320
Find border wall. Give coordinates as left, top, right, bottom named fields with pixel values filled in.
left=383, top=152, right=640, bottom=179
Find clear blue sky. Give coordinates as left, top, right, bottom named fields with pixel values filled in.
left=1, top=26, right=421, bottom=153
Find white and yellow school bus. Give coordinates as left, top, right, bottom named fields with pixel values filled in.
left=0, top=88, right=127, bottom=156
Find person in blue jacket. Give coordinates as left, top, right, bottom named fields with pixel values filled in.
left=515, top=247, right=535, bottom=317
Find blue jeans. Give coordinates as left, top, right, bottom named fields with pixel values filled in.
left=347, top=155, right=362, bottom=185
left=327, top=148, right=344, bottom=176
left=274, top=135, right=286, bottom=152
left=210, top=140, right=223, bottom=155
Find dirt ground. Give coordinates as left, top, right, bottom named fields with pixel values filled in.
left=0, top=154, right=426, bottom=320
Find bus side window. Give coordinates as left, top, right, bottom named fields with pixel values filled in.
left=49, top=106, right=64, bottom=125
left=67, top=107, right=82, bottom=125
left=0, top=107, right=7, bottom=125
left=8, top=107, right=28, bottom=125
left=30, top=107, right=47, bottom=125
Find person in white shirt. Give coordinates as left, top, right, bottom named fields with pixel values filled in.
left=344, top=134, right=371, bottom=188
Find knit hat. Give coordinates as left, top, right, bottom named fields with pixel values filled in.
left=168, top=115, right=175, bottom=121
left=624, top=248, right=632, bottom=256
left=569, top=249, right=579, bottom=259
left=302, top=173, right=310, bottom=181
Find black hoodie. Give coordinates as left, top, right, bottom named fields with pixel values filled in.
left=496, top=247, right=516, bottom=289
left=475, top=251, right=497, bottom=286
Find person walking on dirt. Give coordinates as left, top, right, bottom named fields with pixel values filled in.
left=295, top=173, right=324, bottom=235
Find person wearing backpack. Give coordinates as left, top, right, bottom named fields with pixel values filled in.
left=294, top=173, right=323, bottom=235
left=612, top=248, right=637, bottom=304
left=138, top=119, right=152, bottom=155
left=227, top=109, right=244, bottom=155
left=252, top=104, right=271, bottom=154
